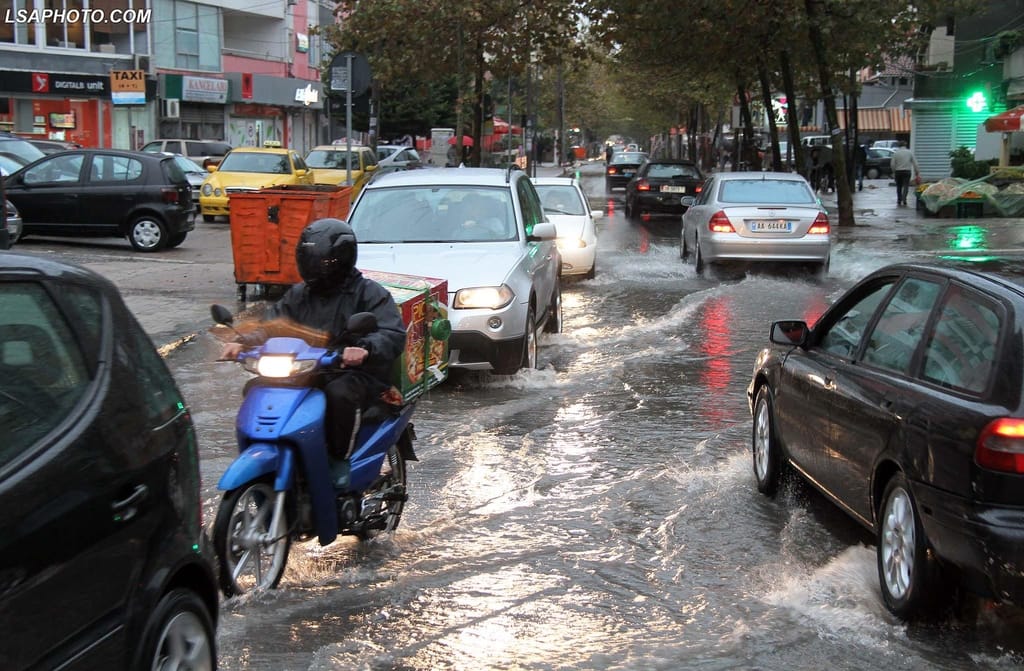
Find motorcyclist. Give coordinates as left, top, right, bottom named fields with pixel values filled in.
left=220, top=218, right=407, bottom=482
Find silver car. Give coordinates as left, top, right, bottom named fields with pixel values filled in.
left=348, top=167, right=561, bottom=375
left=680, top=171, right=831, bottom=275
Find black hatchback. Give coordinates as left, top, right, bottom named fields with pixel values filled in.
left=4, top=149, right=195, bottom=252
left=0, top=251, right=218, bottom=668
left=624, top=159, right=704, bottom=221
left=748, top=262, right=1024, bottom=620
left=605, top=150, right=647, bottom=192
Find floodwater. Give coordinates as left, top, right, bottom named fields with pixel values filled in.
left=169, top=171, right=1024, bottom=670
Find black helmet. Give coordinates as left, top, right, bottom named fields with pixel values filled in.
left=295, top=218, right=357, bottom=292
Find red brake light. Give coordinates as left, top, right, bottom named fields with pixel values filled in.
left=161, top=187, right=180, bottom=204
left=607, top=167, right=618, bottom=175
left=709, top=211, right=735, bottom=233
left=808, top=212, right=830, bottom=235
left=977, top=418, right=1024, bottom=473
left=637, top=180, right=651, bottom=191
left=695, top=185, right=702, bottom=193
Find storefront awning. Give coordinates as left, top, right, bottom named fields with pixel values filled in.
left=984, top=105, right=1024, bottom=132
left=836, top=107, right=912, bottom=132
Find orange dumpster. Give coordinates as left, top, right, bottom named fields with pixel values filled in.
left=229, top=184, right=352, bottom=302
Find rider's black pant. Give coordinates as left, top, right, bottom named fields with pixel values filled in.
left=323, top=372, right=379, bottom=460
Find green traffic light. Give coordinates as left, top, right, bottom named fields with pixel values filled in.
left=967, top=91, right=988, bottom=112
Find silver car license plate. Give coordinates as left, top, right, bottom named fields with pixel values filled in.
left=749, top=219, right=793, bottom=232
left=661, top=185, right=686, bottom=193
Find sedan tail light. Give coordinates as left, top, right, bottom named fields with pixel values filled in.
left=976, top=418, right=1024, bottom=474
left=636, top=180, right=651, bottom=191
left=808, top=212, right=830, bottom=234
left=709, top=211, right=735, bottom=233
left=161, top=187, right=180, bottom=204
left=607, top=167, right=618, bottom=175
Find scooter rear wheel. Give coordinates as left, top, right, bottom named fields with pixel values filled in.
left=213, top=480, right=292, bottom=596
left=358, top=431, right=410, bottom=541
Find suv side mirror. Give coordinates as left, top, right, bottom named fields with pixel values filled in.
left=528, top=221, right=557, bottom=241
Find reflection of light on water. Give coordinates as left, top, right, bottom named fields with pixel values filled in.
left=698, top=295, right=734, bottom=428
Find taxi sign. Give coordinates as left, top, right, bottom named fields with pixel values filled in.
left=263, top=140, right=282, bottom=148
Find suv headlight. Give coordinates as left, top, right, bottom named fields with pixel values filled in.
left=453, top=284, right=515, bottom=310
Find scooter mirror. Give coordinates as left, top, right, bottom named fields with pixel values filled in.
left=347, top=312, right=377, bottom=337
left=211, top=304, right=234, bottom=326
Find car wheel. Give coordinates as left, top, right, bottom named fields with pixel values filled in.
left=493, top=304, right=538, bottom=374
left=584, top=260, right=596, bottom=280
left=876, top=473, right=946, bottom=619
left=867, top=167, right=880, bottom=180
left=202, top=214, right=217, bottom=223
left=811, top=256, right=830, bottom=279
left=680, top=232, right=688, bottom=260
left=694, top=239, right=705, bottom=274
left=213, top=480, right=291, bottom=596
left=752, top=386, right=784, bottom=497
left=543, top=281, right=562, bottom=334
left=128, top=216, right=168, bottom=252
left=166, top=232, right=188, bottom=249
left=137, top=588, right=216, bottom=671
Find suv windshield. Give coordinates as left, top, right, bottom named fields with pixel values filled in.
left=0, top=137, right=45, bottom=165
left=350, top=185, right=518, bottom=243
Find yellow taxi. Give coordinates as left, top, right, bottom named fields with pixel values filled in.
left=304, top=143, right=379, bottom=200
left=199, top=142, right=315, bottom=221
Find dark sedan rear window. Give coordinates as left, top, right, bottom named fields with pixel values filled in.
left=611, top=152, right=646, bottom=164
left=719, top=179, right=816, bottom=204
left=648, top=164, right=701, bottom=179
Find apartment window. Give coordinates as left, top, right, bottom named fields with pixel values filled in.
left=173, top=0, right=219, bottom=70
left=0, top=0, right=32, bottom=45
left=0, top=0, right=149, bottom=52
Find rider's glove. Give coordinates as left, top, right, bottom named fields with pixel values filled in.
left=235, top=328, right=267, bottom=348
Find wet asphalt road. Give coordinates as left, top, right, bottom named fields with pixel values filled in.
left=10, top=163, right=1024, bottom=670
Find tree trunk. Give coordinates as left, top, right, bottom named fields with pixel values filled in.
left=758, top=63, right=781, bottom=172
left=471, top=38, right=485, bottom=167
left=780, top=49, right=805, bottom=177
left=804, top=0, right=854, bottom=226
left=736, top=80, right=755, bottom=170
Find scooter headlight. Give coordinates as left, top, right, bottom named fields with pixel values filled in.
left=249, top=355, right=317, bottom=377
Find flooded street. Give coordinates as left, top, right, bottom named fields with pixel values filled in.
left=153, top=167, right=1024, bottom=670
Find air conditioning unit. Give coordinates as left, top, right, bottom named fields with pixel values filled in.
left=133, top=54, right=151, bottom=73
left=162, top=98, right=180, bottom=119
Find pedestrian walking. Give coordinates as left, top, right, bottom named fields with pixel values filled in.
left=855, top=144, right=867, bottom=191
left=890, top=141, right=920, bottom=206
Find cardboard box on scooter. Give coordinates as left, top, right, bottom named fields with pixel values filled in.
left=361, top=269, right=449, bottom=402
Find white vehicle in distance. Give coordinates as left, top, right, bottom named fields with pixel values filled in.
left=376, top=144, right=422, bottom=168
left=347, top=167, right=562, bottom=374
left=531, top=176, right=600, bottom=279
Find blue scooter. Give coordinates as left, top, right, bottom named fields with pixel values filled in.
left=210, top=305, right=417, bottom=596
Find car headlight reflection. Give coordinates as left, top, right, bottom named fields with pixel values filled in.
left=244, top=355, right=317, bottom=377
left=454, top=284, right=515, bottom=309
left=557, top=237, right=586, bottom=250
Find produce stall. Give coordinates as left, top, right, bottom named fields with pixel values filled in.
left=916, top=171, right=1024, bottom=217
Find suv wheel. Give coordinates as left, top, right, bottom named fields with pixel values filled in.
left=492, top=304, right=538, bottom=375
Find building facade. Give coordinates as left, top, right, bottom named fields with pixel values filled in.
left=0, top=0, right=329, bottom=152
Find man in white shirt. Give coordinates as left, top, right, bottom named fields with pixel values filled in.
left=890, top=141, right=920, bottom=206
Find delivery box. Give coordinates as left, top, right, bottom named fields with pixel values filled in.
left=362, top=270, right=450, bottom=402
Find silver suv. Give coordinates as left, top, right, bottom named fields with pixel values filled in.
left=348, top=167, right=562, bottom=374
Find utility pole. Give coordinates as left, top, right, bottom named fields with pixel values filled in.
left=557, top=56, right=565, bottom=168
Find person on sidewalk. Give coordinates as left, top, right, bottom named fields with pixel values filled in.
left=890, top=141, right=920, bottom=206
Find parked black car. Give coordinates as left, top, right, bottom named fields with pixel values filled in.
left=605, top=150, right=647, bottom=192
left=624, top=159, right=704, bottom=220
left=4, top=149, right=195, bottom=252
left=0, top=251, right=218, bottom=669
left=748, top=262, right=1024, bottom=620
left=863, top=147, right=895, bottom=179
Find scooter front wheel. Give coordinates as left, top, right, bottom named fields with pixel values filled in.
left=213, top=480, right=292, bottom=596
